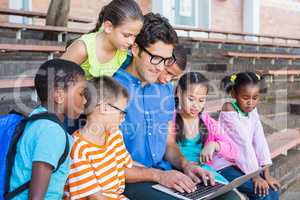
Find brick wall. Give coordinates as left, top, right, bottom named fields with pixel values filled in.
left=1, top=0, right=300, bottom=39
left=31, top=0, right=151, bottom=29
left=260, top=0, right=300, bottom=38
left=0, top=0, right=8, bottom=22
left=137, top=0, right=152, bottom=14
left=211, top=0, right=243, bottom=32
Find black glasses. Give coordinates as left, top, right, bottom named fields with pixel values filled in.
left=108, top=103, right=127, bottom=115
left=138, top=44, right=176, bottom=66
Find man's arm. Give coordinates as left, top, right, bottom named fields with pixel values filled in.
left=164, top=121, right=189, bottom=170
left=164, top=121, right=215, bottom=186
left=125, top=166, right=162, bottom=183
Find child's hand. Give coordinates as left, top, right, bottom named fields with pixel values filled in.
left=200, top=142, right=220, bottom=163
left=265, top=175, right=280, bottom=191
left=252, top=176, right=269, bottom=197
left=183, top=162, right=215, bottom=187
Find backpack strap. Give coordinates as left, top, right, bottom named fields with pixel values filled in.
left=4, top=112, right=69, bottom=200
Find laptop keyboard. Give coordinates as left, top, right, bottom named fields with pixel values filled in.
left=174, top=182, right=225, bottom=200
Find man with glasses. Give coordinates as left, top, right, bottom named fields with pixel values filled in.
left=113, top=13, right=215, bottom=199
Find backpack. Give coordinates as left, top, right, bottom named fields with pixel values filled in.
left=0, top=111, right=69, bottom=200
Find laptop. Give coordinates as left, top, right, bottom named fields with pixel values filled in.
left=152, top=167, right=265, bottom=200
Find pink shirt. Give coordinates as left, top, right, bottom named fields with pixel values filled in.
left=215, top=108, right=272, bottom=174
left=174, top=112, right=237, bottom=168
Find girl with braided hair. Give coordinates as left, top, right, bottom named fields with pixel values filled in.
left=217, top=72, right=280, bottom=200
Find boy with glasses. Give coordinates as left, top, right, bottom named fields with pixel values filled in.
left=64, top=76, right=133, bottom=200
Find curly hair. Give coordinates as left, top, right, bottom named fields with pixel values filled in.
left=34, top=59, right=85, bottom=104
left=135, top=12, right=178, bottom=48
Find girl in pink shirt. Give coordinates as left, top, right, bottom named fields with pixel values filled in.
left=175, top=72, right=240, bottom=200
left=217, top=72, right=280, bottom=200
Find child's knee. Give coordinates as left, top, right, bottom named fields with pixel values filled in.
left=267, top=189, right=279, bottom=200
left=251, top=188, right=279, bottom=200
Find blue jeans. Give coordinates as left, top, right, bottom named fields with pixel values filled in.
left=218, top=166, right=279, bottom=200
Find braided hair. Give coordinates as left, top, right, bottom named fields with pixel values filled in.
left=220, top=72, right=264, bottom=94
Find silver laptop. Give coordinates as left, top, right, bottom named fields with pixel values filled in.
left=152, top=167, right=264, bottom=200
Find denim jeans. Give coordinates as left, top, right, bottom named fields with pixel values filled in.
left=219, top=166, right=279, bottom=200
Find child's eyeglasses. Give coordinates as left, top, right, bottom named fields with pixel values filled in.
left=107, top=103, right=127, bottom=115
left=137, top=43, right=176, bottom=66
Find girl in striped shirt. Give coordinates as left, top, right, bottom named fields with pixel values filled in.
left=64, top=76, right=132, bottom=200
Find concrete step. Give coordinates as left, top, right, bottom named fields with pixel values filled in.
left=189, top=56, right=300, bottom=69
left=0, top=60, right=43, bottom=78
left=260, top=113, right=300, bottom=134
left=180, top=38, right=300, bottom=55
left=281, top=178, right=300, bottom=200
left=270, top=149, right=300, bottom=195
left=0, top=28, right=80, bottom=43
left=257, top=102, right=289, bottom=115
left=0, top=36, right=63, bottom=45
left=0, top=87, right=37, bottom=115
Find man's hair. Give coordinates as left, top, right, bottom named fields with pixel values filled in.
left=85, top=76, right=129, bottom=113
left=34, top=59, right=85, bottom=104
left=135, top=12, right=178, bottom=48
left=174, top=45, right=187, bottom=71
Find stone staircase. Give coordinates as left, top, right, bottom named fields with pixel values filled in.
left=0, top=28, right=299, bottom=196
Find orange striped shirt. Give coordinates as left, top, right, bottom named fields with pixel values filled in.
left=64, top=130, right=133, bottom=200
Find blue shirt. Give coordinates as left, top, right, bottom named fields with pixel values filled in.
left=178, top=133, right=229, bottom=185
left=178, top=133, right=203, bottom=164
left=10, top=106, right=73, bottom=200
left=114, top=69, right=175, bottom=170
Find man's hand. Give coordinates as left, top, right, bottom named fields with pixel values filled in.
left=183, top=162, right=215, bottom=186
left=157, top=170, right=197, bottom=193
left=200, top=142, right=220, bottom=163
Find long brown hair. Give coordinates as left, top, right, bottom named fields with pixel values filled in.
left=175, top=72, right=209, bottom=145
left=66, top=0, right=144, bottom=48
left=89, top=0, right=143, bottom=33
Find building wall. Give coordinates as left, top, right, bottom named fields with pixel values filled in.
left=211, top=0, right=243, bottom=32
left=137, top=0, right=152, bottom=14
left=1, top=0, right=300, bottom=38
left=0, top=0, right=8, bottom=22
left=31, top=0, right=150, bottom=20
left=31, top=0, right=150, bottom=28
left=260, top=0, right=300, bottom=37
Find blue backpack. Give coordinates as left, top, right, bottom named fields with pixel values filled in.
left=0, top=111, right=69, bottom=200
